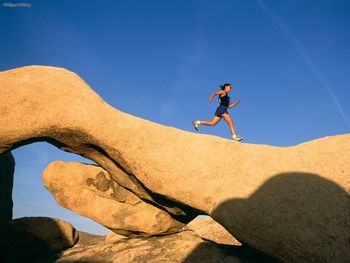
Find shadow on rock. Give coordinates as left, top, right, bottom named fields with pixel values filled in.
left=0, top=217, right=78, bottom=263
left=0, top=151, right=15, bottom=224
left=200, top=172, right=350, bottom=263
left=183, top=241, right=281, bottom=263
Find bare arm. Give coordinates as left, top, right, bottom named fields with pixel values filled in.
left=209, top=90, right=225, bottom=103
left=228, top=99, right=241, bottom=108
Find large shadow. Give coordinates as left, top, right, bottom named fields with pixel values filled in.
left=0, top=151, right=15, bottom=224
left=185, top=172, right=350, bottom=262
left=0, top=216, right=79, bottom=263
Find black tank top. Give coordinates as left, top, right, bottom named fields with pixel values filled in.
left=219, top=92, right=230, bottom=107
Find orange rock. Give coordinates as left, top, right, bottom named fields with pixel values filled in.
left=1, top=65, right=349, bottom=262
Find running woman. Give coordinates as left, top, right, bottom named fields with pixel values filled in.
left=192, top=83, right=243, bottom=141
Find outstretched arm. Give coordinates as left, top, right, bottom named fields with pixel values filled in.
left=209, top=90, right=225, bottom=103
left=228, top=99, right=241, bottom=108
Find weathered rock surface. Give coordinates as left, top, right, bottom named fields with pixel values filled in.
left=0, top=216, right=78, bottom=262
left=187, top=217, right=241, bottom=246
left=40, top=230, right=279, bottom=263
left=0, top=151, right=14, bottom=224
left=105, top=230, right=128, bottom=242
left=1, top=65, right=349, bottom=262
left=0, top=65, right=198, bottom=221
left=42, top=160, right=185, bottom=236
left=76, top=231, right=105, bottom=246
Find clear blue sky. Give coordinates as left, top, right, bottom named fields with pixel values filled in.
left=1, top=0, right=349, bottom=235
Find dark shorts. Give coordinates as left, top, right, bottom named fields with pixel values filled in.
left=215, top=105, right=228, bottom=117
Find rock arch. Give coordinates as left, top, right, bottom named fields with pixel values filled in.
left=1, top=65, right=349, bottom=262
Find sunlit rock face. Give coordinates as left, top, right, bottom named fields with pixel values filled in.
left=186, top=217, right=241, bottom=246
left=42, top=160, right=185, bottom=236
left=43, top=230, right=259, bottom=263
left=1, top=65, right=349, bottom=262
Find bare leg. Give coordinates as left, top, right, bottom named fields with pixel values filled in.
left=200, top=116, right=222, bottom=126
left=221, top=113, right=237, bottom=136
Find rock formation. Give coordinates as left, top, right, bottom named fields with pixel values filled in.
left=41, top=230, right=276, bottom=263
left=0, top=65, right=349, bottom=262
left=105, top=231, right=127, bottom=242
left=75, top=231, right=105, bottom=246
left=0, top=217, right=78, bottom=262
left=42, top=160, right=186, bottom=236
left=0, top=151, right=15, bottom=224
left=186, top=217, right=241, bottom=246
